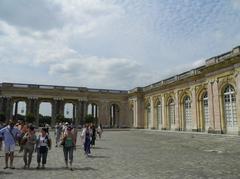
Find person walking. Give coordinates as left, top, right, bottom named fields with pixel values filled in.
left=61, top=126, right=76, bottom=170
left=0, top=120, right=21, bottom=169
left=36, top=128, right=51, bottom=169
left=0, top=121, right=4, bottom=151
left=97, top=124, right=103, bottom=139
left=91, top=124, right=96, bottom=148
left=18, top=121, right=28, bottom=153
left=81, top=124, right=92, bottom=156
left=22, top=125, right=37, bottom=169
left=55, top=123, right=62, bottom=147
left=72, top=125, right=78, bottom=145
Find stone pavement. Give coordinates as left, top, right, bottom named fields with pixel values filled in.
left=0, top=130, right=240, bottom=179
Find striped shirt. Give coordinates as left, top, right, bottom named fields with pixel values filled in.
left=0, top=126, right=21, bottom=145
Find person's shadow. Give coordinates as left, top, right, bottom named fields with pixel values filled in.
left=0, top=171, right=13, bottom=175
left=16, top=166, right=97, bottom=171
left=87, top=155, right=110, bottom=159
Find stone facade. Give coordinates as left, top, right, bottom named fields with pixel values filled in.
left=0, top=84, right=130, bottom=128
left=129, top=46, right=240, bottom=134
left=0, top=46, right=239, bottom=134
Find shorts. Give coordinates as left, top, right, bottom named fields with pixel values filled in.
left=4, top=144, right=15, bottom=153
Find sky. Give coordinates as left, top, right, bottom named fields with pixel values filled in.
left=0, top=0, right=240, bottom=91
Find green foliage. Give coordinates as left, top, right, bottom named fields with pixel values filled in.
left=63, top=118, right=72, bottom=124
left=56, top=114, right=65, bottom=123
left=39, top=114, right=51, bottom=126
left=0, top=112, right=5, bottom=122
left=85, top=114, right=95, bottom=124
left=15, top=114, right=25, bottom=121
left=25, top=113, right=36, bottom=123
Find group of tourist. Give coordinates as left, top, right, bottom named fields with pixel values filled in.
left=0, top=120, right=103, bottom=170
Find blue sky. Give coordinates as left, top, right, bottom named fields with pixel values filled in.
left=0, top=0, right=240, bottom=90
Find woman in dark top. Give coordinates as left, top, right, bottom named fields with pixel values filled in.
left=91, top=124, right=96, bottom=147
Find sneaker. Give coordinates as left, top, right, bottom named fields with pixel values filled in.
left=42, top=165, right=45, bottom=169
left=36, top=164, right=40, bottom=169
left=3, top=166, right=8, bottom=169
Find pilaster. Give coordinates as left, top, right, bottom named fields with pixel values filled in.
left=150, top=96, right=154, bottom=129
left=212, top=80, right=222, bottom=133
left=161, top=95, right=166, bottom=130
left=52, top=98, right=64, bottom=126
left=235, top=71, right=240, bottom=134
left=207, top=81, right=215, bottom=133
left=5, top=97, right=13, bottom=121
left=191, top=86, right=198, bottom=132
left=174, top=91, right=179, bottom=130
left=98, top=100, right=108, bottom=127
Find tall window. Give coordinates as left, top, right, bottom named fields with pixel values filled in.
left=157, top=101, right=162, bottom=129
left=168, top=99, right=175, bottom=128
left=202, top=92, right=209, bottom=129
left=184, top=96, right=191, bottom=129
left=223, top=85, right=237, bottom=128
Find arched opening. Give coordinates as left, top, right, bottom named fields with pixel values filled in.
left=168, top=98, right=175, bottom=130
left=64, top=103, right=76, bottom=124
left=110, top=104, right=120, bottom=128
left=13, top=100, right=27, bottom=121
left=184, top=96, right=192, bottom=130
left=39, top=102, right=52, bottom=127
left=156, top=100, right=162, bottom=129
left=202, top=92, right=209, bottom=131
left=87, top=103, right=98, bottom=121
left=223, top=85, right=237, bottom=132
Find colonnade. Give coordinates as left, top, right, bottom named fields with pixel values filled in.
left=0, top=96, right=124, bottom=128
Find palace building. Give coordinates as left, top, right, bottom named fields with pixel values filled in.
left=129, top=45, right=240, bottom=135
left=0, top=45, right=239, bottom=134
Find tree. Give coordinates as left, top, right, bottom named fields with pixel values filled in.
left=15, top=114, right=25, bottom=121
left=39, top=114, right=51, bottom=127
left=56, top=114, right=65, bottom=123
left=0, top=112, right=5, bottom=123
left=25, top=113, right=36, bottom=124
left=84, top=114, right=95, bottom=124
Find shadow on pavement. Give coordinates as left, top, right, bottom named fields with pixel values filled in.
left=15, top=166, right=97, bottom=171
left=0, top=171, right=13, bottom=175
left=88, top=155, right=110, bottom=159
left=92, top=146, right=110, bottom=150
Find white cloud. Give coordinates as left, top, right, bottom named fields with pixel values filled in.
left=45, top=0, right=125, bottom=41
left=48, top=56, right=148, bottom=89
left=0, top=1, right=240, bottom=90
left=231, top=0, right=240, bottom=9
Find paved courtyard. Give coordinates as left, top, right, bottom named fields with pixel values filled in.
left=0, top=130, right=240, bottom=179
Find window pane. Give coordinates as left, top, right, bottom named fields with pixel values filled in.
left=224, top=85, right=237, bottom=128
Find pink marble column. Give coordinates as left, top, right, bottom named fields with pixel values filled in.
left=191, top=87, right=198, bottom=131
left=174, top=91, right=179, bottom=130
left=161, top=95, right=166, bottom=129
left=207, top=81, right=214, bottom=132
left=212, top=80, right=222, bottom=133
